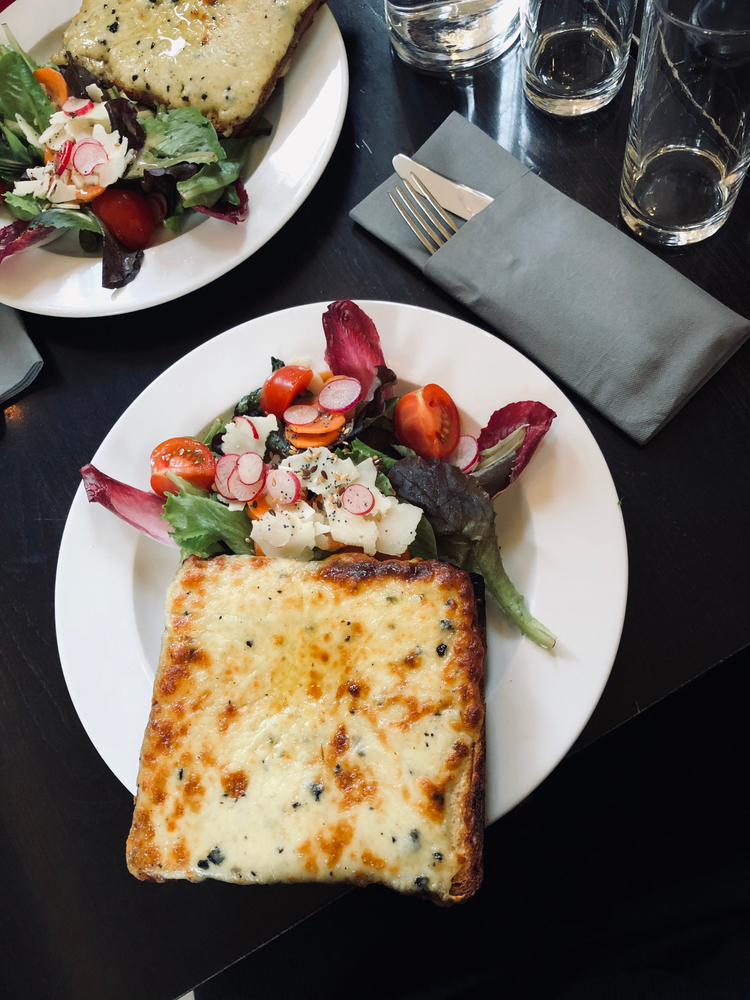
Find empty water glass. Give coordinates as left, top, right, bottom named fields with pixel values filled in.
left=520, top=0, right=637, bottom=115
left=620, top=0, right=750, bottom=245
left=385, top=0, right=521, bottom=73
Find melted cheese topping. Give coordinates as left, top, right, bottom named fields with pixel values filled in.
left=58, top=0, right=318, bottom=133
left=126, top=554, right=485, bottom=900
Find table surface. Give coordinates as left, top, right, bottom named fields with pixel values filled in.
left=2, top=2, right=749, bottom=998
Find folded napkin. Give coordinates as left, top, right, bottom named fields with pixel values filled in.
left=350, top=112, right=750, bottom=444
left=0, top=304, right=43, bottom=406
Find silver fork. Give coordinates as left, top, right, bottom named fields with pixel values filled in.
left=388, top=174, right=460, bottom=254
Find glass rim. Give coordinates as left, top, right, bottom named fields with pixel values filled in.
left=652, top=0, right=750, bottom=38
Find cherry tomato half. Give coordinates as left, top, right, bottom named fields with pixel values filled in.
left=91, top=188, right=155, bottom=250
left=260, top=365, right=313, bottom=419
left=150, top=437, right=216, bottom=497
left=394, top=383, right=461, bottom=460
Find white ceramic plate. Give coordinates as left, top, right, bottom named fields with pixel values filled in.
left=55, top=301, right=628, bottom=823
left=0, top=0, right=347, bottom=317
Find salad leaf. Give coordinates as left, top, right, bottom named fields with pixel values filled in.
left=100, top=221, right=143, bottom=290
left=106, top=97, right=146, bottom=153
left=0, top=217, right=55, bottom=263
left=193, top=177, right=248, bottom=222
left=323, top=299, right=389, bottom=400
left=477, top=401, right=556, bottom=488
left=59, top=56, right=101, bottom=99
left=0, top=121, right=37, bottom=181
left=34, top=208, right=102, bottom=233
left=162, top=477, right=254, bottom=560
left=140, top=106, right=225, bottom=167
left=80, top=464, right=177, bottom=547
left=3, top=191, right=42, bottom=219
left=0, top=24, right=39, bottom=72
left=141, top=163, right=200, bottom=216
left=409, top=514, right=438, bottom=560
left=388, top=455, right=556, bottom=649
left=0, top=49, right=53, bottom=134
left=177, top=137, right=253, bottom=209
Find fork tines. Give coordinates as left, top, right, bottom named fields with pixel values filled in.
left=389, top=173, right=459, bottom=254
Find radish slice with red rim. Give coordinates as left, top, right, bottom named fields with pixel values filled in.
left=265, top=469, right=301, bottom=505
left=235, top=415, right=259, bottom=439
left=71, top=138, right=108, bottom=176
left=318, top=376, right=362, bottom=413
left=63, top=97, right=94, bottom=117
left=341, top=483, right=375, bottom=515
left=283, top=403, right=319, bottom=426
left=215, top=453, right=240, bottom=499
left=54, top=140, right=72, bottom=174
left=228, top=468, right=265, bottom=502
left=449, top=435, right=480, bottom=473
left=236, top=452, right=264, bottom=485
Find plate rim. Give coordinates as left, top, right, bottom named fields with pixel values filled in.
left=0, top=1, right=348, bottom=317
left=54, top=300, right=628, bottom=823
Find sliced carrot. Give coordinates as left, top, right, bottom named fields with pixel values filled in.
left=74, top=184, right=106, bottom=203
left=44, top=147, right=54, bottom=164
left=319, top=370, right=334, bottom=384
left=285, top=411, right=346, bottom=436
left=246, top=496, right=271, bottom=521
left=33, top=67, right=68, bottom=107
left=285, top=428, right=342, bottom=449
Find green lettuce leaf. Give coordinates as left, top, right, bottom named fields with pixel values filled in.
left=140, top=105, right=225, bottom=164
left=3, top=191, right=42, bottom=220
left=388, top=455, right=556, bottom=648
left=176, top=136, right=253, bottom=208
left=34, top=208, right=102, bottom=233
left=162, top=475, right=254, bottom=560
left=0, top=49, right=53, bottom=134
left=0, top=121, right=37, bottom=181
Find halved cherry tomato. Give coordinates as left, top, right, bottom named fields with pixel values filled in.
left=91, top=188, right=155, bottom=250
left=260, top=365, right=313, bottom=418
left=150, top=437, right=216, bottom=497
left=394, top=383, right=461, bottom=460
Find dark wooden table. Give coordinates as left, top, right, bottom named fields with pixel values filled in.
left=2, top=2, right=749, bottom=998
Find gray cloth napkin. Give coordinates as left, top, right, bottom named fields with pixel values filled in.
left=350, top=112, right=750, bottom=444
left=0, top=304, right=42, bottom=405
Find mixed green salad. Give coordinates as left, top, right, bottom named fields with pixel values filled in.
left=0, top=24, right=267, bottom=288
left=81, top=301, right=558, bottom=649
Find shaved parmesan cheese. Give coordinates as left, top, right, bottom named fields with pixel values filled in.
left=222, top=414, right=278, bottom=457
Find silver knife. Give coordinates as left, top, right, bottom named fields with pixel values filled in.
left=392, top=154, right=494, bottom=220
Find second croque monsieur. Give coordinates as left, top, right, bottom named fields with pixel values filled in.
left=126, top=553, right=486, bottom=903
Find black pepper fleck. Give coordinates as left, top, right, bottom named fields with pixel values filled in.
left=207, top=847, right=225, bottom=866
left=197, top=860, right=209, bottom=870
left=436, top=643, right=448, bottom=657
left=414, top=875, right=429, bottom=890
left=107, top=21, right=119, bottom=32
left=246, top=640, right=253, bottom=647
left=410, top=829, right=420, bottom=842
left=310, top=782, right=324, bottom=801
left=292, top=801, right=300, bottom=808
left=433, top=852, right=443, bottom=861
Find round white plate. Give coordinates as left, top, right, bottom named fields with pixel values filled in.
left=0, top=0, right=348, bottom=317
left=55, top=301, right=628, bottom=823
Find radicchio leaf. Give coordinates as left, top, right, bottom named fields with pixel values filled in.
left=476, top=401, right=556, bottom=490
left=60, top=56, right=102, bottom=100
left=106, top=97, right=145, bottom=154
left=80, top=464, right=176, bottom=547
left=193, top=178, right=248, bottom=223
left=100, top=222, right=143, bottom=289
left=0, top=219, right=55, bottom=262
left=322, top=300, right=388, bottom=400
left=141, top=163, right=200, bottom=216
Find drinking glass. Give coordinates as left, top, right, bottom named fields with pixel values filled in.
left=620, top=0, right=750, bottom=245
left=520, top=0, right=637, bottom=115
left=385, top=0, right=521, bottom=73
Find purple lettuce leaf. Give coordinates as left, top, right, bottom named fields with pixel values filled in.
left=106, top=97, right=146, bottom=154
left=80, top=464, right=176, bottom=547
left=193, top=178, right=248, bottom=223
left=474, top=401, right=556, bottom=497
left=0, top=219, right=56, bottom=263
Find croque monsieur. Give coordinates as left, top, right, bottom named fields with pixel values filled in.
left=55, top=0, right=327, bottom=136
left=126, top=553, right=486, bottom=903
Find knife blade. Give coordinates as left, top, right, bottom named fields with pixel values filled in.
left=392, top=154, right=494, bottom=220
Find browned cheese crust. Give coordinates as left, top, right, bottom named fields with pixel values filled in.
left=126, top=553, right=486, bottom=903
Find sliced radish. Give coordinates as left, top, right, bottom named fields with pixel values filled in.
left=318, top=376, right=362, bottom=413
left=235, top=415, right=259, bottom=439
left=449, top=435, right=480, bottom=473
left=236, top=452, right=264, bottom=485
left=63, top=97, right=94, bottom=117
left=214, top=453, right=240, bottom=499
left=71, top=138, right=108, bottom=176
left=228, top=467, right=265, bottom=502
left=341, top=483, right=375, bottom=516
left=265, top=469, right=301, bottom=505
left=282, top=403, right=319, bottom=426
left=53, top=139, right=73, bottom=174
